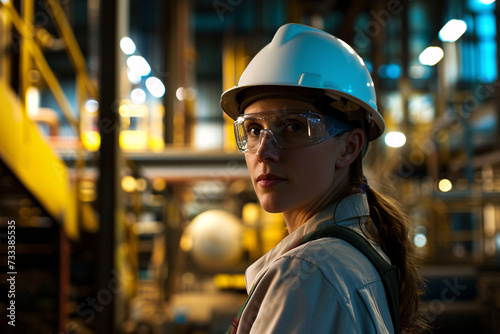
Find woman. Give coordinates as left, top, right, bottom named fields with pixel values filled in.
left=220, top=23, right=429, bottom=333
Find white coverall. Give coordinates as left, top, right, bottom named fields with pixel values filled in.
left=236, top=194, right=395, bottom=334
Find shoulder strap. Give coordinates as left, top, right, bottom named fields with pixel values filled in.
left=226, top=283, right=257, bottom=334
left=299, top=225, right=400, bottom=334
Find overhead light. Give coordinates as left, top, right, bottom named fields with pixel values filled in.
left=414, top=233, right=427, bottom=248
left=384, top=131, right=406, bottom=148
left=175, top=87, right=196, bottom=101
left=82, top=130, right=100, bottom=152
left=121, top=176, right=137, bottom=192
left=120, top=37, right=136, bottom=55
left=127, top=69, right=142, bottom=84
left=152, top=178, right=166, bottom=192
left=120, top=130, right=148, bottom=150
left=136, top=178, right=147, bottom=192
left=131, top=88, right=146, bottom=104
left=126, top=55, right=151, bottom=77
left=438, top=179, right=452, bottom=192
left=479, top=0, right=495, bottom=4
left=176, top=87, right=185, bottom=101
left=419, top=46, right=444, bottom=66
left=119, top=102, right=148, bottom=117
left=26, top=86, right=40, bottom=117
left=439, top=19, right=467, bottom=42
left=145, top=77, right=166, bottom=98
left=85, top=99, right=99, bottom=113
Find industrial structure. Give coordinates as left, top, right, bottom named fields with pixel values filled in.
left=0, top=0, right=499, bottom=332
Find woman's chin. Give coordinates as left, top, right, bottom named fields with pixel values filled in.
left=258, top=196, right=289, bottom=213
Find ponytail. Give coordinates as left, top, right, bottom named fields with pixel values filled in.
left=349, top=156, right=431, bottom=333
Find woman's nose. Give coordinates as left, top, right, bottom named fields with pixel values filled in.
left=255, top=131, right=279, bottom=162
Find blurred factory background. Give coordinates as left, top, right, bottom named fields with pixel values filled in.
left=0, top=0, right=499, bottom=332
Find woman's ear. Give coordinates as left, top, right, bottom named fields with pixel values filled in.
left=335, top=129, right=365, bottom=169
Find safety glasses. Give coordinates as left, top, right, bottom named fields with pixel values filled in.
left=234, top=110, right=353, bottom=153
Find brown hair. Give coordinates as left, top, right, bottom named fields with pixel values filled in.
left=349, top=155, right=431, bottom=333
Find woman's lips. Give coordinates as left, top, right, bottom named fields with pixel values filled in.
left=256, top=174, right=286, bottom=188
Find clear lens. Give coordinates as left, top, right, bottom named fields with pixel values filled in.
left=234, top=110, right=352, bottom=153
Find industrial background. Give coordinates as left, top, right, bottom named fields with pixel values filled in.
left=0, top=0, right=499, bottom=333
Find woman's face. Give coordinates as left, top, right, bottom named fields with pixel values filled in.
left=243, top=98, right=360, bottom=227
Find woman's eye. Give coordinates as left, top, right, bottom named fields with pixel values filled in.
left=248, top=126, right=262, bottom=136
left=285, top=122, right=304, bottom=133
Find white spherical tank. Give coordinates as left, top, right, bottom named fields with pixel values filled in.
left=186, top=210, right=243, bottom=267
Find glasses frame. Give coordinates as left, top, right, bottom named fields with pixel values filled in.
left=233, top=110, right=353, bottom=153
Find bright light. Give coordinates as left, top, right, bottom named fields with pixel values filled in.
left=120, top=37, right=136, bottom=55
left=136, top=178, right=147, bottom=192
left=176, top=87, right=196, bottom=101
left=85, top=99, right=99, bottom=113
left=126, top=55, right=151, bottom=77
left=439, top=19, right=467, bottom=42
left=82, top=130, right=100, bottom=151
left=26, top=86, right=40, bottom=117
left=131, top=88, right=146, bottom=104
left=121, top=176, right=137, bottom=192
left=127, top=70, right=142, bottom=84
left=120, top=130, right=148, bottom=150
left=384, top=131, right=406, bottom=148
left=479, top=0, right=495, bottom=4
left=176, top=87, right=185, bottom=101
left=119, top=103, right=148, bottom=117
left=145, top=76, right=166, bottom=98
left=438, top=179, right=452, bottom=192
left=414, top=233, right=427, bottom=248
left=419, top=46, right=444, bottom=66
left=152, top=178, right=166, bottom=192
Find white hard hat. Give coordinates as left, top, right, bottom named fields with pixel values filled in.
left=220, top=23, right=385, bottom=141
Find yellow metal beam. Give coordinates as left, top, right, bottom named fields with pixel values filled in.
left=20, top=0, right=34, bottom=102
left=42, top=0, right=98, bottom=99
left=43, top=0, right=86, bottom=73
left=222, top=38, right=248, bottom=152
left=0, top=0, right=91, bottom=240
left=2, top=1, right=79, bottom=134
left=0, top=80, right=77, bottom=239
